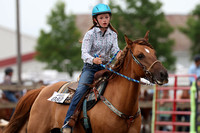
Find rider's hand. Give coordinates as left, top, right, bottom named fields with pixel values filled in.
left=93, top=57, right=102, bottom=64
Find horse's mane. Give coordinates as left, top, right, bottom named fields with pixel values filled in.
left=112, top=38, right=153, bottom=72
left=112, top=45, right=129, bottom=72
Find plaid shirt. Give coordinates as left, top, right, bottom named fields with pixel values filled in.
left=81, top=27, right=120, bottom=64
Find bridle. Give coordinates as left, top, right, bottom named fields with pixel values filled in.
left=129, top=49, right=161, bottom=83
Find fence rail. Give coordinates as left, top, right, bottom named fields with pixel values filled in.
left=0, top=84, right=42, bottom=109
left=0, top=84, right=40, bottom=91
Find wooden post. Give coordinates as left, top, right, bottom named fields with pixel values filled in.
left=16, top=0, right=22, bottom=85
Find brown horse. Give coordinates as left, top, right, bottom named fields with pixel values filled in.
left=0, top=98, right=13, bottom=121
left=3, top=31, right=168, bottom=133
left=0, top=90, right=23, bottom=121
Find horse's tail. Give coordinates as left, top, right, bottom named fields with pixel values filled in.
left=3, top=86, right=44, bottom=133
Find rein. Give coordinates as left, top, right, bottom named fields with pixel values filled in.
left=95, top=51, right=146, bottom=84
left=95, top=49, right=159, bottom=85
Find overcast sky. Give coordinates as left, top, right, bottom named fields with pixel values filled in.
left=0, top=0, right=199, bottom=37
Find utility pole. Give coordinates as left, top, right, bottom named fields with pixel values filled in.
left=16, top=0, right=22, bottom=85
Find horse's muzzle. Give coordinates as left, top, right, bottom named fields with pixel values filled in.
left=154, top=69, right=168, bottom=85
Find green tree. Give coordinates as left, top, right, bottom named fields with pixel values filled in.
left=35, top=1, right=82, bottom=76
left=179, top=4, right=200, bottom=59
left=109, top=0, right=176, bottom=70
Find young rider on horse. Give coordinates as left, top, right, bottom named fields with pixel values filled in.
left=62, top=3, right=121, bottom=133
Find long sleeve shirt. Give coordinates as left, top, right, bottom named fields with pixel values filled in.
left=81, top=27, right=120, bottom=64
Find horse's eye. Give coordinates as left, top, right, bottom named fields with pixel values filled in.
left=137, top=54, right=144, bottom=60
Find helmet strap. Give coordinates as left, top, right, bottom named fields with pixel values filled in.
left=94, top=17, right=102, bottom=28
left=102, top=29, right=107, bottom=37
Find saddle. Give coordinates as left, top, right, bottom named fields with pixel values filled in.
left=50, top=70, right=111, bottom=128
left=59, top=70, right=110, bottom=102
left=56, top=69, right=111, bottom=105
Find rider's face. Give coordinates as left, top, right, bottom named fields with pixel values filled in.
left=95, top=13, right=110, bottom=28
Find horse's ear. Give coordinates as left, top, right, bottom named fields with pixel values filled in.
left=124, top=35, right=133, bottom=46
left=144, top=30, right=150, bottom=41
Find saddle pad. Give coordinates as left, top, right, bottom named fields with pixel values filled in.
left=48, top=79, right=108, bottom=107
left=57, top=81, right=78, bottom=93
left=48, top=82, right=77, bottom=104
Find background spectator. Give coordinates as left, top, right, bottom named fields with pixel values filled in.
left=2, top=67, right=18, bottom=103
left=189, top=54, right=200, bottom=85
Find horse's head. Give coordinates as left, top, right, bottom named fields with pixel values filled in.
left=122, top=31, right=168, bottom=85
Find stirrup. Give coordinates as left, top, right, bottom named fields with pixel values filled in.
left=62, top=121, right=70, bottom=129
left=61, top=121, right=72, bottom=133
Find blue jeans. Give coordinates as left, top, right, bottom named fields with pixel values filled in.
left=63, top=63, right=104, bottom=128
left=3, top=91, right=18, bottom=103
left=3, top=91, right=18, bottom=118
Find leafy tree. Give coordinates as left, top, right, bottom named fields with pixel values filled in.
left=179, top=4, right=200, bottom=59
left=109, top=0, right=176, bottom=70
left=35, top=1, right=82, bottom=76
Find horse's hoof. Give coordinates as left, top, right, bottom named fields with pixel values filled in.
left=62, top=128, right=71, bottom=133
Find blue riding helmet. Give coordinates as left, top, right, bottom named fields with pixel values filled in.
left=92, top=3, right=111, bottom=16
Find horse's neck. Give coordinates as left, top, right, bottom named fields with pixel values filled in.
left=105, top=64, right=140, bottom=115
